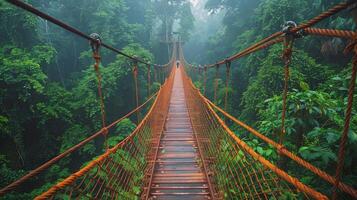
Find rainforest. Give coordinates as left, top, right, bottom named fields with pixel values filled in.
left=0, top=0, right=356, bottom=199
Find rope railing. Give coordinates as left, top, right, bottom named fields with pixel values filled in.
left=199, top=1, right=354, bottom=68
left=4, top=0, right=169, bottom=68
left=2, top=0, right=357, bottom=199
left=35, top=64, right=176, bottom=199
left=182, top=1, right=357, bottom=199
left=0, top=91, right=159, bottom=196
left=181, top=67, right=327, bottom=200
left=204, top=97, right=357, bottom=198
left=1, top=1, right=178, bottom=196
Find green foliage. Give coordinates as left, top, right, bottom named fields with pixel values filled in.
left=0, top=45, right=54, bottom=98
left=0, top=1, right=39, bottom=46
left=0, top=1, right=162, bottom=198
left=107, top=118, right=136, bottom=148
left=200, top=1, right=356, bottom=195
left=0, top=155, right=25, bottom=187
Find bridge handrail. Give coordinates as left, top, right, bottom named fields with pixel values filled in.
left=0, top=91, right=158, bottom=196
left=5, top=0, right=170, bottom=68
left=197, top=1, right=354, bottom=68
left=181, top=68, right=328, bottom=199
left=204, top=97, right=357, bottom=198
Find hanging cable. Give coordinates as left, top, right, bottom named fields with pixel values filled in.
left=332, top=5, right=357, bottom=198
left=203, top=66, right=207, bottom=96
left=279, top=21, right=298, bottom=146
left=132, top=60, right=140, bottom=124
left=154, top=65, right=158, bottom=83
left=90, top=33, right=108, bottom=148
left=214, top=64, right=219, bottom=104
left=147, top=64, right=151, bottom=96
left=224, top=60, right=231, bottom=111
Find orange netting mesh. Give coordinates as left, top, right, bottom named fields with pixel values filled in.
left=35, top=66, right=175, bottom=200
left=180, top=66, right=328, bottom=200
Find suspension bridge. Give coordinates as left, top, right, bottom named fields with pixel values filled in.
left=1, top=0, right=357, bottom=199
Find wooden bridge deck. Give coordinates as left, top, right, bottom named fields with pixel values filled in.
left=148, top=68, right=212, bottom=200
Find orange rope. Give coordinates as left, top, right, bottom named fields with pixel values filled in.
left=205, top=102, right=328, bottom=200
left=0, top=91, right=159, bottom=196
left=214, top=64, right=219, bottom=104
left=201, top=1, right=351, bottom=68
left=224, top=60, right=231, bottom=111
left=35, top=82, right=167, bottom=199
left=92, top=51, right=109, bottom=150
left=147, top=64, right=151, bottom=96
left=182, top=69, right=328, bottom=199
left=205, top=98, right=357, bottom=198
left=154, top=66, right=157, bottom=83
left=203, top=66, right=207, bottom=96
left=279, top=34, right=294, bottom=145
left=332, top=35, right=357, bottom=200
left=133, top=61, right=140, bottom=124
left=304, top=27, right=356, bottom=38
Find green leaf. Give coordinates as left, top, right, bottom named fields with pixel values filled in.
left=299, top=81, right=310, bottom=91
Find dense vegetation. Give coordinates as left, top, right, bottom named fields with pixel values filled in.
left=187, top=0, right=356, bottom=198
left=0, top=0, right=193, bottom=198
left=0, top=0, right=356, bottom=199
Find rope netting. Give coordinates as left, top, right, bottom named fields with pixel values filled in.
left=181, top=67, right=327, bottom=200
left=1, top=0, right=357, bottom=199
left=35, top=66, right=175, bottom=200
left=181, top=1, right=357, bottom=199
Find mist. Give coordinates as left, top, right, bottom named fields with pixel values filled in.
left=183, top=0, right=224, bottom=64
left=1, top=0, right=356, bottom=199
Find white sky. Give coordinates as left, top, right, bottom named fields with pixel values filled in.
left=190, top=0, right=199, bottom=7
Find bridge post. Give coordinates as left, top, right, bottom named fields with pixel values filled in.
left=153, top=65, right=158, bottom=83
left=90, top=33, right=108, bottom=148
left=214, top=64, right=220, bottom=104
left=203, top=66, right=207, bottom=96
left=332, top=2, right=357, bottom=199
left=224, top=59, right=231, bottom=112
left=277, top=21, right=298, bottom=170
left=279, top=21, right=297, bottom=146
left=147, top=64, right=151, bottom=96
left=132, top=59, right=140, bottom=124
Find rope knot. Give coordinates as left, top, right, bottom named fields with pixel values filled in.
left=282, top=21, right=305, bottom=39
left=101, top=127, right=109, bottom=137
left=277, top=144, right=286, bottom=154
left=89, top=33, right=101, bottom=54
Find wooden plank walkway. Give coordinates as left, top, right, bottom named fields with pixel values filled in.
left=148, top=67, right=212, bottom=200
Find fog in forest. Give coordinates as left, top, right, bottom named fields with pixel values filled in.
left=1, top=0, right=356, bottom=199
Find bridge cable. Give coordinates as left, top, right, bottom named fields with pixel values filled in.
left=200, top=1, right=353, bottom=68
left=179, top=2, right=357, bottom=198
left=279, top=22, right=299, bottom=147
left=4, top=0, right=167, bottom=68
left=0, top=90, right=159, bottom=196
left=332, top=26, right=357, bottom=199
left=147, top=64, right=151, bottom=96
left=224, top=60, right=231, bottom=112
left=132, top=61, right=140, bottom=124
left=90, top=34, right=109, bottom=149
left=203, top=66, right=207, bottom=96
left=153, top=66, right=158, bottom=83
left=214, top=64, right=219, bottom=104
